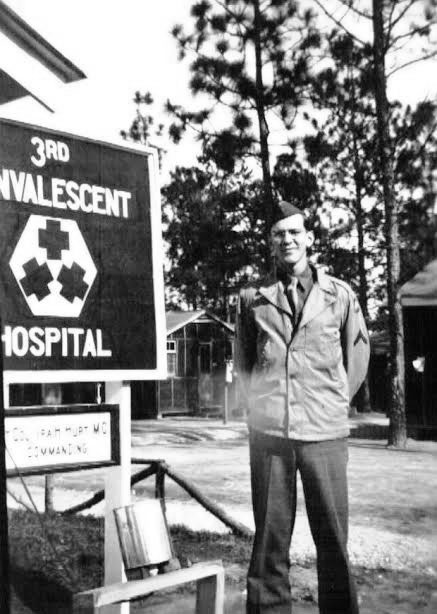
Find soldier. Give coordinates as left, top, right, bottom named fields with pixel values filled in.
left=235, top=201, right=369, bottom=614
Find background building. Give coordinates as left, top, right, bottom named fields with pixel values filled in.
left=132, top=310, right=235, bottom=419
left=401, top=259, right=437, bottom=438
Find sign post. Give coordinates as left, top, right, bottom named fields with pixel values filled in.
left=0, top=315, right=10, bottom=614
left=104, top=382, right=131, bottom=614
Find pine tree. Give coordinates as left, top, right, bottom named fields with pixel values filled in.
left=311, top=0, right=437, bottom=446
left=167, top=0, right=321, bottom=266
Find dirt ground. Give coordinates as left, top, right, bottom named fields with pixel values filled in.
left=8, top=416, right=437, bottom=613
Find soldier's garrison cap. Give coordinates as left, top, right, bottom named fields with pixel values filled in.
left=271, top=200, right=304, bottom=228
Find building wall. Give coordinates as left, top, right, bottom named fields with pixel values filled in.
left=404, top=306, right=437, bottom=435
left=155, top=319, right=234, bottom=417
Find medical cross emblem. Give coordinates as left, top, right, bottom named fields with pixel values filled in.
left=39, top=219, right=70, bottom=260
left=20, top=258, right=52, bottom=301
left=58, top=262, right=88, bottom=303
left=9, top=215, right=97, bottom=318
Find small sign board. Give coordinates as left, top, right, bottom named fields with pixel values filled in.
left=0, top=118, right=166, bottom=383
left=5, top=404, right=119, bottom=476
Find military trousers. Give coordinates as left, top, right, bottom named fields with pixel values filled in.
left=247, top=429, right=359, bottom=614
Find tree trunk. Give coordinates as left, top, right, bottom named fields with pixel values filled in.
left=372, top=0, right=407, bottom=447
left=253, top=0, right=274, bottom=268
left=355, top=181, right=369, bottom=320
left=349, top=73, right=372, bottom=414
left=354, top=185, right=372, bottom=413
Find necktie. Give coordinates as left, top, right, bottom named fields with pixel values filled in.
left=287, top=277, right=299, bottom=322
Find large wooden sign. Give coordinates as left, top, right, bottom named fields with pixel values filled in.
left=0, top=119, right=166, bottom=383
left=5, top=404, right=119, bottom=476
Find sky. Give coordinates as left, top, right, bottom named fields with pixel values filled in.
left=1, top=0, right=199, bottom=173
left=1, top=0, right=437, bottom=179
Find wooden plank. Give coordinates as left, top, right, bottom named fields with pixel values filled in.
left=73, top=561, right=224, bottom=611
left=195, top=567, right=225, bottom=614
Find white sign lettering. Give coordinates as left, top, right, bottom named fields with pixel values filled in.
left=30, top=136, right=70, bottom=168
left=0, top=168, right=131, bottom=218
left=1, top=326, right=112, bottom=358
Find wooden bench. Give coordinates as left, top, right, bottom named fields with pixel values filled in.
left=73, top=499, right=225, bottom=613
left=73, top=560, right=225, bottom=613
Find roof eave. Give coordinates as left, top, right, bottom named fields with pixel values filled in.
left=0, top=0, right=86, bottom=83
left=166, top=309, right=235, bottom=336
left=203, top=310, right=235, bottom=333
left=402, top=297, right=437, bottom=307
left=167, top=310, right=206, bottom=335
left=0, top=68, right=54, bottom=111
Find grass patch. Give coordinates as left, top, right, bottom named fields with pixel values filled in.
left=9, top=509, right=103, bottom=614
left=8, top=508, right=437, bottom=614
left=171, top=524, right=252, bottom=567
left=8, top=510, right=253, bottom=613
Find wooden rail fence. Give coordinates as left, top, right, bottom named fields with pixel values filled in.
left=60, top=458, right=253, bottom=539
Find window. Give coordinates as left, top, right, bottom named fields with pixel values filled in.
left=167, top=340, right=176, bottom=376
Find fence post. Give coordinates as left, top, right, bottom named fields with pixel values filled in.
left=155, top=462, right=166, bottom=515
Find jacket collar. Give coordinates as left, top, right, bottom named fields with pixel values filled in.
left=257, top=266, right=337, bottom=326
left=258, top=272, right=292, bottom=315
left=276, top=264, right=313, bottom=293
left=299, top=267, right=337, bottom=327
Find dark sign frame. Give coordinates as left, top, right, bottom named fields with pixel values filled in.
left=0, top=118, right=166, bottom=384
left=5, top=403, right=120, bottom=477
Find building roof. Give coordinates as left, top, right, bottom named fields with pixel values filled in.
left=0, top=0, right=85, bottom=108
left=0, top=69, right=26, bottom=105
left=400, top=258, right=437, bottom=307
left=0, top=1, right=85, bottom=82
left=166, top=310, right=234, bottom=335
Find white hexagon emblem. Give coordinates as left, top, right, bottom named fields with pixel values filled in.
left=9, top=214, right=97, bottom=318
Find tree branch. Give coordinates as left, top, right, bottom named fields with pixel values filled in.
left=387, top=50, right=437, bottom=77
left=7, top=487, right=35, bottom=513
left=311, top=0, right=366, bottom=46
left=414, top=117, right=437, bottom=160
left=385, top=0, right=399, bottom=43
left=389, top=21, right=437, bottom=45
left=335, top=0, right=372, bottom=20
left=214, top=0, right=249, bottom=40
left=388, top=0, right=418, bottom=31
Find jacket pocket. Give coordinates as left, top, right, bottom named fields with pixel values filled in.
left=306, top=329, right=341, bottom=369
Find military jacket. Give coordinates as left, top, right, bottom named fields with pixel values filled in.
left=235, top=267, right=370, bottom=440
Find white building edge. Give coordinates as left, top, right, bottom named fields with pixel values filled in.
left=0, top=0, right=85, bottom=113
